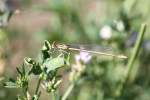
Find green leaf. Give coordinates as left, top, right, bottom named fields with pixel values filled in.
left=41, top=40, right=52, bottom=60
left=43, top=56, right=65, bottom=72
left=123, top=0, right=137, bottom=13
left=4, top=81, right=17, bottom=88
left=43, top=40, right=51, bottom=51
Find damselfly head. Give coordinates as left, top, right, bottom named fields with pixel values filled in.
left=52, top=42, right=69, bottom=50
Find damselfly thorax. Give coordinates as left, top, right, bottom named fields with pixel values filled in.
left=52, top=42, right=127, bottom=59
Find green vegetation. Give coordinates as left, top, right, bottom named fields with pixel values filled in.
left=0, top=0, right=150, bottom=100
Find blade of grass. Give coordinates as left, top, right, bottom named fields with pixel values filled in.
left=116, top=24, right=147, bottom=98
left=125, top=24, right=146, bottom=83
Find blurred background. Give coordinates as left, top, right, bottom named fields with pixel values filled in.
left=0, top=0, right=150, bottom=100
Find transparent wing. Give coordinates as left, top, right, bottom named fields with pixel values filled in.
left=66, top=44, right=127, bottom=59
left=67, top=44, right=114, bottom=53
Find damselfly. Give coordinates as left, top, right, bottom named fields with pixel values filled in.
left=52, top=42, right=127, bottom=59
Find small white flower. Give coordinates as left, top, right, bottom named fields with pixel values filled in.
left=99, top=25, right=112, bottom=40
left=75, top=52, right=92, bottom=64
left=116, top=20, right=124, bottom=32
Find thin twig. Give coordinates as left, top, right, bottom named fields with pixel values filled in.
left=61, top=83, right=75, bottom=100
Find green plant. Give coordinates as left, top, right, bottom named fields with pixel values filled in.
left=4, top=40, right=70, bottom=100
left=3, top=23, right=146, bottom=99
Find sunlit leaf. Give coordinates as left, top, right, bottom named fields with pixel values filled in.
left=43, top=56, right=65, bottom=72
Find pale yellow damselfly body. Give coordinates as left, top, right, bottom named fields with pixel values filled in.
left=52, top=42, right=128, bottom=59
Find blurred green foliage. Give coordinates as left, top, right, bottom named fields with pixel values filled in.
left=0, top=0, right=150, bottom=100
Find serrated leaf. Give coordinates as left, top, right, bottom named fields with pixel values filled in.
left=4, top=81, right=17, bottom=88
left=43, top=56, right=65, bottom=72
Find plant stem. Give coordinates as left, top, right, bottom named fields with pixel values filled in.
left=35, top=78, right=42, bottom=95
left=116, top=24, right=146, bottom=98
left=126, top=24, right=146, bottom=82
left=61, top=83, right=75, bottom=100
left=52, top=92, right=56, bottom=100
left=26, top=90, right=31, bottom=100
